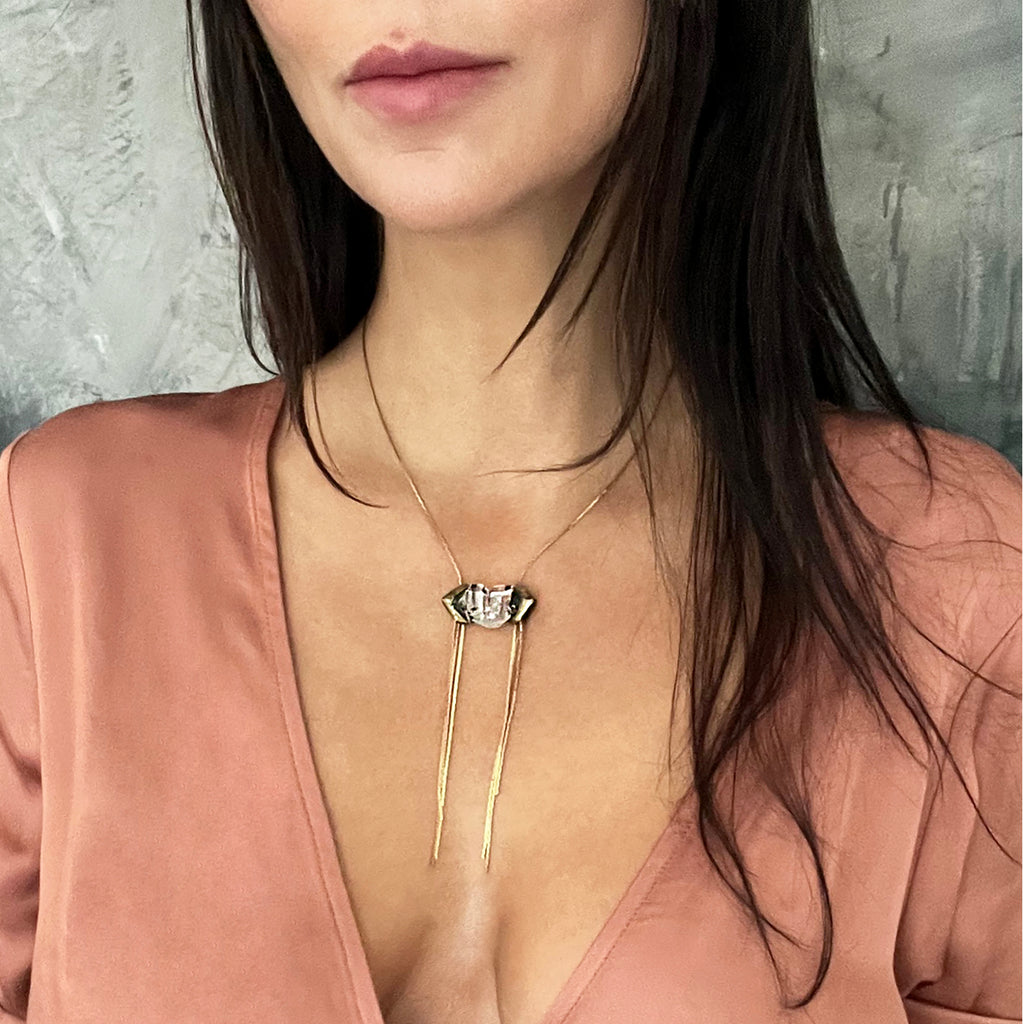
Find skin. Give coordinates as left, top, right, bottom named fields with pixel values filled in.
left=244, top=3, right=707, bottom=1022
left=246, top=0, right=663, bottom=494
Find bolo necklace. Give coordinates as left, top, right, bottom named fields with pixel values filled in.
left=360, top=318, right=637, bottom=870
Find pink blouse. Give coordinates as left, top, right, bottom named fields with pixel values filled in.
left=0, top=374, right=1020, bottom=1023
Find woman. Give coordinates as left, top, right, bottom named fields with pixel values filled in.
left=0, top=0, right=1019, bottom=1021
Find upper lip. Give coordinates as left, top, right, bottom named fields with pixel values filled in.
left=346, top=41, right=503, bottom=84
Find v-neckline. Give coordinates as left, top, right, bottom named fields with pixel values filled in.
left=246, top=373, right=697, bottom=1024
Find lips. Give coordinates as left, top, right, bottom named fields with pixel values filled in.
left=345, top=64, right=507, bottom=124
left=346, top=40, right=504, bottom=84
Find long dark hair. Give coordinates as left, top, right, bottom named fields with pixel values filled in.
left=185, top=0, right=1019, bottom=1006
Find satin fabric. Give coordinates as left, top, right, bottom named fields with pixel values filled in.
left=0, top=375, right=1019, bottom=1023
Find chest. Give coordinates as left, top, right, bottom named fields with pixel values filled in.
left=267, top=429, right=694, bottom=1024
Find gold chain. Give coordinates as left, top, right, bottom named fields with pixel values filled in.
left=360, top=316, right=636, bottom=868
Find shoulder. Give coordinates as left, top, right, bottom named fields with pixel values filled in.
left=820, top=407, right=1021, bottom=709
left=820, top=406, right=1020, bottom=551
left=2, top=378, right=280, bottom=520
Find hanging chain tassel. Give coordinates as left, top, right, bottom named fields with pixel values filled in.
left=433, top=583, right=535, bottom=869
left=431, top=619, right=466, bottom=864
left=482, top=619, right=525, bottom=870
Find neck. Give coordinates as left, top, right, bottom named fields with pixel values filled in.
left=299, top=188, right=697, bottom=568
left=362, top=209, right=630, bottom=483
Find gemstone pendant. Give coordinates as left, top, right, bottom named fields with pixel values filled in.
left=442, top=583, right=535, bottom=628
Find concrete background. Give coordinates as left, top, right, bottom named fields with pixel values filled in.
left=1, top=0, right=1020, bottom=466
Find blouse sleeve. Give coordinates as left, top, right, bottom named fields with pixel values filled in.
left=0, top=431, right=42, bottom=1022
left=895, top=442, right=1022, bottom=1023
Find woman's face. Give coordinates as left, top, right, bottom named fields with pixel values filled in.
left=245, top=0, right=648, bottom=235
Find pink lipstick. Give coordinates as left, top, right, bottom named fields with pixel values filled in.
left=345, top=41, right=508, bottom=124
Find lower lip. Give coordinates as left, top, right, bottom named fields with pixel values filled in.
left=347, top=64, right=505, bottom=123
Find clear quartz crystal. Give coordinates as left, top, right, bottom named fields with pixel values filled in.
left=463, top=584, right=515, bottom=628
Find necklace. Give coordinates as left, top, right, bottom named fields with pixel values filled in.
left=360, top=318, right=637, bottom=870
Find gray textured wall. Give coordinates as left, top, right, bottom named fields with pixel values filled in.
left=1, top=1, right=1020, bottom=466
